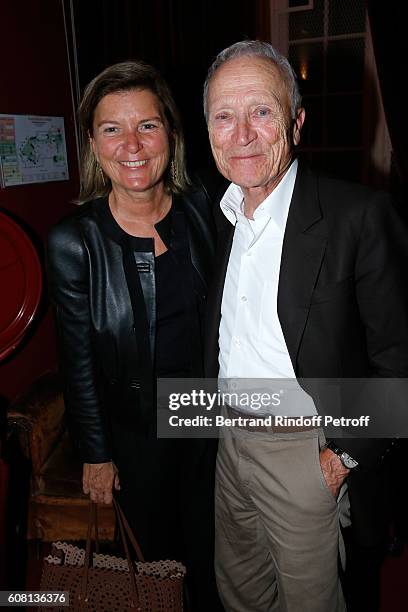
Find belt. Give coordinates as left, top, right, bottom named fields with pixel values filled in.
left=226, top=406, right=318, bottom=433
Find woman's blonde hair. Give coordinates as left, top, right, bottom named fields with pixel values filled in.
left=77, top=60, right=190, bottom=203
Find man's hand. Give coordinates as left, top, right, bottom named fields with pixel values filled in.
left=83, top=462, right=120, bottom=505
left=319, top=447, right=349, bottom=498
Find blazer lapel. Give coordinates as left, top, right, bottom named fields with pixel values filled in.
left=278, top=162, right=328, bottom=371
left=176, top=190, right=216, bottom=290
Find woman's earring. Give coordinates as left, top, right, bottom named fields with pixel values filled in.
left=97, top=162, right=106, bottom=186
left=170, top=159, right=178, bottom=183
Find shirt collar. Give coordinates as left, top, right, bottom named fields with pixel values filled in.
left=220, top=158, right=298, bottom=231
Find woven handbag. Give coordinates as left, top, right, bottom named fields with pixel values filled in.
left=39, top=499, right=185, bottom=611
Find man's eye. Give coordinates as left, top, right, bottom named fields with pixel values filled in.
left=256, top=108, right=270, bottom=117
left=103, top=126, right=118, bottom=133
left=214, top=113, right=230, bottom=121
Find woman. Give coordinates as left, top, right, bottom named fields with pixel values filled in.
left=47, top=61, right=221, bottom=611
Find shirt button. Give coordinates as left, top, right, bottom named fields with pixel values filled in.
left=241, top=295, right=247, bottom=302
left=247, top=252, right=252, bottom=257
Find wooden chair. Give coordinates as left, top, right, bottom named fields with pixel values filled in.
left=7, top=373, right=115, bottom=542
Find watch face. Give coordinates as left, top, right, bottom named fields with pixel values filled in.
left=341, top=453, right=358, bottom=469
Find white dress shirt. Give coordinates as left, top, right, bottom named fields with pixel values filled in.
left=219, top=159, right=317, bottom=416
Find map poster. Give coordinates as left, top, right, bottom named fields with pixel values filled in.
left=0, top=114, right=69, bottom=187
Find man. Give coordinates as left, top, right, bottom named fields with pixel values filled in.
left=203, top=40, right=408, bottom=611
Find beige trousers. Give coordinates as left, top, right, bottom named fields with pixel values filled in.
left=215, top=426, right=346, bottom=612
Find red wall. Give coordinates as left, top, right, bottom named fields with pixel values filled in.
left=0, top=1, right=80, bottom=401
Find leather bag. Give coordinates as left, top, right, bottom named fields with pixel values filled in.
left=39, top=499, right=185, bottom=611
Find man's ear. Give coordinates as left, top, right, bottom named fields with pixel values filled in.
left=293, top=107, right=305, bottom=146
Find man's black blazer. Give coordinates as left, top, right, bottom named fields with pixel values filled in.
left=204, top=160, right=408, bottom=542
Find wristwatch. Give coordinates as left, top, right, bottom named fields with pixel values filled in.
left=325, top=441, right=359, bottom=469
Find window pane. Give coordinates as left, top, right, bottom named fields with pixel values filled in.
left=327, top=94, right=363, bottom=147
left=289, top=42, right=324, bottom=95
left=327, top=38, right=365, bottom=93
left=289, top=0, right=324, bottom=39
left=328, top=0, right=366, bottom=36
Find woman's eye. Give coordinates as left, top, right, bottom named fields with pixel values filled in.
left=103, top=126, right=118, bottom=134
left=139, top=123, right=158, bottom=131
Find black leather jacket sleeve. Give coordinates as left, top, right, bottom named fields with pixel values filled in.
left=47, top=220, right=112, bottom=463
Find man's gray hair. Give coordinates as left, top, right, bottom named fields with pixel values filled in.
left=203, top=40, right=302, bottom=121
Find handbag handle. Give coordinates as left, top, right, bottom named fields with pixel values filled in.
left=79, top=501, right=140, bottom=609
left=113, top=498, right=145, bottom=562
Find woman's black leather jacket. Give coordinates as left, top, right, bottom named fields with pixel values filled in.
left=47, top=185, right=215, bottom=463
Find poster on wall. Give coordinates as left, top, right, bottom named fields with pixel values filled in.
left=0, top=113, right=69, bottom=187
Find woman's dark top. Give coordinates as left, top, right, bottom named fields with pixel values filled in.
left=155, top=249, right=191, bottom=377
left=114, top=203, right=204, bottom=381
